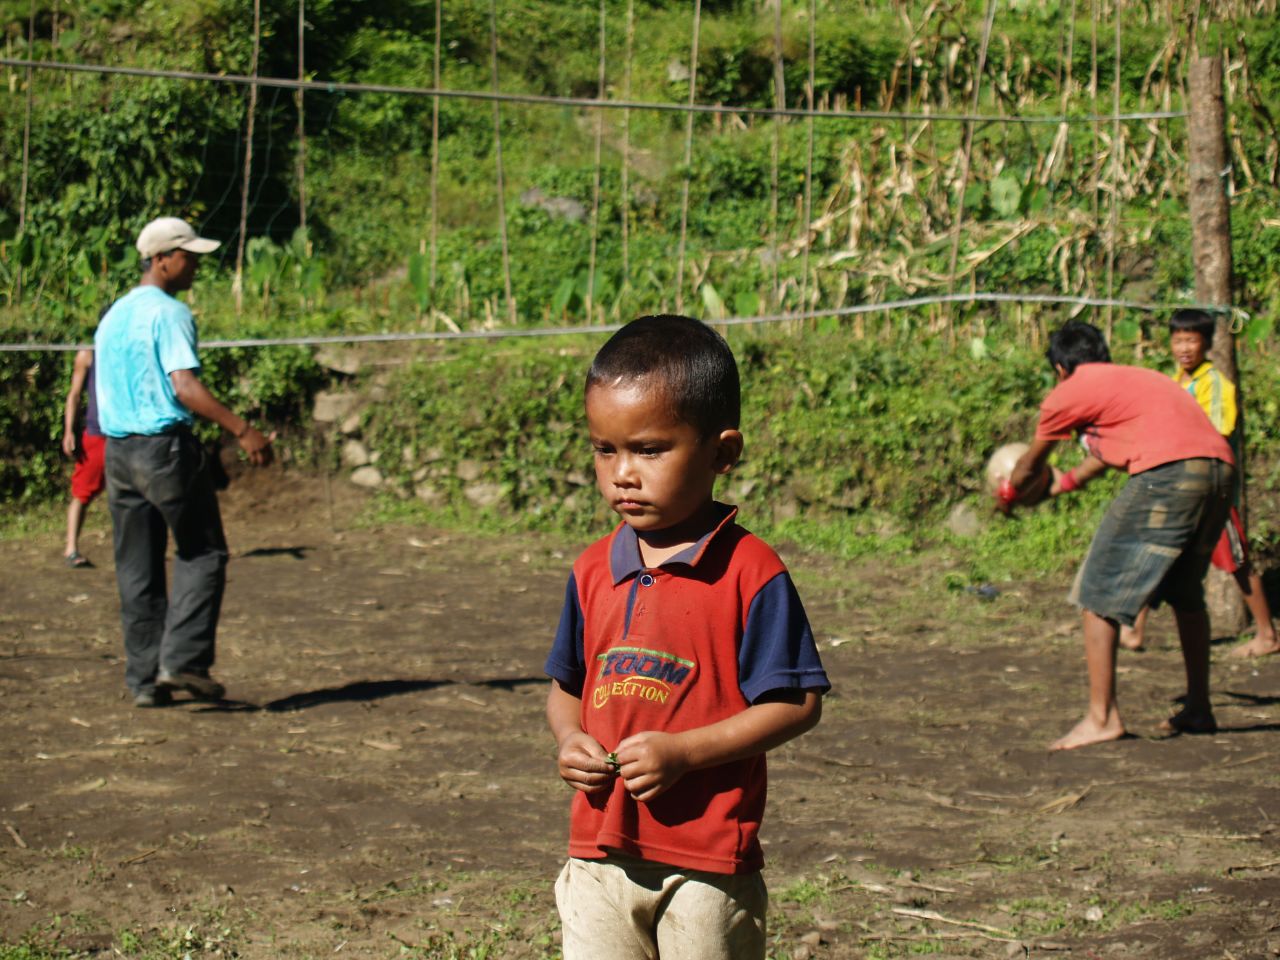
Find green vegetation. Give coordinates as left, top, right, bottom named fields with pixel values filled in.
left=4, top=1, right=1280, bottom=327
left=2, top=1, right=1280, bottom=574
left=0, top=914, right=240, bottom=960
left=346, top=326, right=1280, bottom=578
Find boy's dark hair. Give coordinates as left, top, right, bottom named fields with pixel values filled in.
left=586, top=314, right=740, bottom=435
left=1046, top=320, right=1111, bottom=376
left=1168, top=308, right=1217, bottom=346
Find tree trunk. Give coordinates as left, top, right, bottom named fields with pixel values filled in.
left=1188, top=56, right=1248, bottom=637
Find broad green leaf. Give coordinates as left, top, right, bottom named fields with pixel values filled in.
left=1245, top=313, right=1273, bottom=347
left=700, top=282, right=727, bottom=321
left=408, top=253, right=430, bottom=307
left=991, top=174, right=1022, bottom=218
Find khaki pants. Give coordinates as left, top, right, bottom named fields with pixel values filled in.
left=555, top=855, right=767, bottom=960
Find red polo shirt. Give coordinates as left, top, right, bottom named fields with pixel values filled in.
left=545, top=504, right=829, bottom=874
left=1036, top=363, right=1233, bottom=474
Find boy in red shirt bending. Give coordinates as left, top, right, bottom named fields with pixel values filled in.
left=1007, top=321, right=1234, bottom=750
left=545, top=314, right=829, bottom=959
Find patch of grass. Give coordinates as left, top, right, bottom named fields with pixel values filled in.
left=1094, top=895, right=1201, bottom=931
left=352, top=875, right=448, bottom=903
left=52, top=845, right=89, bottom=863
left=393, top=914, right=560, bottom=960
left=774, top=877, right=827, bottom=907
left=0, top=501, right=64, bottom=542
left=859, top=940, right=948, bottom=960
left=1, top=910, right=242, bottom=960
left=1006, top=895, right=1071, bottom=936
left=113, top=920, right=240, bottom=959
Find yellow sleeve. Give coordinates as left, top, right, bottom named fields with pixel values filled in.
left=1193, top=369, right=1237, bottom=436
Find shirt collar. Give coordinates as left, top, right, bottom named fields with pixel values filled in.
left=1174, top=361, right=1213, bottom=386
left=608, top=502, right=738, bottom=585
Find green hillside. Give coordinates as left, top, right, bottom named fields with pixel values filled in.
left=3, top=0, right=1279, bottom=332
left=2, top=0, right=1280, bottom=571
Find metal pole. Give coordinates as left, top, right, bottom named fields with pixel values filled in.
left=1104, top=0, right=1121, bottom=337
left=944, top=0, right=999, bottom=338
left=429, top=0, right=442, bottom=299
left=674, top=0, right=702, bottom=313
left=799, top=0, right=816, bottom=318
left=620, top=0, right=634, bottom=290
left=586, top=0, right=606, bottom=324
left=769, top=0, right=783, bottom=311
left=16, top=0, right=36, bottom=303
left=296, top=0, right=307, bottom=241
left=488, top=0, right=515, bottom=324
left=234, top=0, right=262, bottom=314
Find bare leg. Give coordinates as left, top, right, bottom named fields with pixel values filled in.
left=1227, top=569, right=1280, bottom=659
left=1050, top=609, right=1127, bottom=750
left=1160, top=607, right=1216, bottom=734
left=1119, top=606, right=1148, bottom=651
left=65, top=497, right=88, bottom=557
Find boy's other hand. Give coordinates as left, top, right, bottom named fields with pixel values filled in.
left=556, top=731, right=615, bottom=794
left=614, top=731, right=690, bottom=802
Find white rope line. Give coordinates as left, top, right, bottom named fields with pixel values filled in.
left=0, top=58, right=1188, bottom=126
left=3, top=293, right=1239, bottom=353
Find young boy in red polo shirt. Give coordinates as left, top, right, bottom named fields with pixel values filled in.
left=544, top=315, right=829, bottom=959
left=1119, top=308, right=1278, bottom=658
left=1007, top=321, right=1235, bottom=750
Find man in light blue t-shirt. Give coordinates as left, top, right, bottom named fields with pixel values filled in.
left=96, top=217, right=274, bottom=708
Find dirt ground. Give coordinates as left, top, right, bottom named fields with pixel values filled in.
left=2, top=468, right=1279, bottom=960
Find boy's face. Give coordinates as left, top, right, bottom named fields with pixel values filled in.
left=1171, top=329, right=1208, bottom=374
left=585, top=379, right=740, bottom=540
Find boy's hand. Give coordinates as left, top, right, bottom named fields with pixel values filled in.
left=555, top=730, right=615, bottom=794
left=994, top=478, right=1018, bottom=515
left=62, top=431, right=78, bottom=459
left=1047, top=465, right=1066, bottom=496
left=614, top=731, right=690, bottom=802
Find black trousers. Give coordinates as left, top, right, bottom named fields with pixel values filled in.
left=104, top=429, right=229, bottom=695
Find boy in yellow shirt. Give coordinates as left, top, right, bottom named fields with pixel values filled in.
left=1120, top=309, right=1278, bottom=658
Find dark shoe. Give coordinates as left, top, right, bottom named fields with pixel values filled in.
left=156, top=670, right=225, bottom=701
left=133, top=687, right=173, bottom=708
left=65, top=551, right=93, bottom=568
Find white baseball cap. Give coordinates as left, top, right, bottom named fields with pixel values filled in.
left=135, top=217, right=221, bottom=259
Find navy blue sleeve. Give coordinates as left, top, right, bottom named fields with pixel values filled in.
left=544, top=572, right=586, bottom=697
left=738, top=571, right=831, bottom=704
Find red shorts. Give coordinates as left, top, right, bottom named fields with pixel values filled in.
left=1210, top=506, right=1248, bottom=574
left=70, top=431, right=106, bottom=503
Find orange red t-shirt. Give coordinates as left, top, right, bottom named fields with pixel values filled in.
left=1035, top=363, right=1233, bottom=474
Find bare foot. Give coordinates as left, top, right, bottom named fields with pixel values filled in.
left=1226, top=634, right=1280, bottom=659
left=1049, top=715, right=1127, bottom=751
left=1158, top=707, right=1217, bottom=735
left=1118, top=626, right=1144, bottom=651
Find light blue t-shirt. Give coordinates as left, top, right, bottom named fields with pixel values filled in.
left=94, top=286, right=201, bottom=437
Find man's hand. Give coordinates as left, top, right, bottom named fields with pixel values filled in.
left=555, top=730, right=615, bottom=794
left=61, top=431, right=79, bottom=460
left=613, top=730, right=690, bottom=802
left=170, top=368, right=275, bottom=467
left=237, top=426, right=276, bottom=467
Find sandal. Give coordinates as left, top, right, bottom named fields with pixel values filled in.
left=65, top=551, right=93, bottom=568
